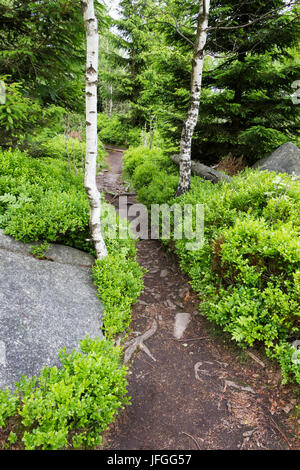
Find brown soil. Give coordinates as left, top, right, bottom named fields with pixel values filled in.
left=96, top=146, right=300, bottom=451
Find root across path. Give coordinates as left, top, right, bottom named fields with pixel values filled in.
left=97, top=146, right=299, bottom=451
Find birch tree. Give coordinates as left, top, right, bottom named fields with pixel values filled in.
left=82, top=0, right=107, bottom=259
left=175, top=0, right=210, bottom=196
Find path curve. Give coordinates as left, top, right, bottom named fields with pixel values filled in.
left=97, top=146, right=299, bottom=451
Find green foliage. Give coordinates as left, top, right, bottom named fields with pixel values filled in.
left=124, top=146, right=166, bottom=176
left=0, top=78, right=42, bottom=147
left=108, top=1, right=299, bottom=165
left=172, top=172, right=300, bottom=384
left=0, top=388, right=19, bottom=427
left=123, top=146, right=179, bottom=206
left=98, top=113, right=126, bottom=146
left=97, top=112, right=141, bottom=147
left=0, top=0, right=107, bottom=111
left=94, top=199, right=144, bottom=338
left=29, top=132, right=106, bottom=165
left=0, top=145, right=144, bottom=450
left=7, top=338, right=129, bottom=450
left=0, top=76, right=70, bottom=150
left=196, top=54, right=300, bottom=164
left=29, top=242, right=50, bottom=260
left=93, top=253, right=144, bottom=338
left=127, top=149, right=300, bottom=385
left=127, top=127, right=142, bottom=147
left=29, top=135, right=85, bottom=163
left=0, top=148, right=91, bottom=250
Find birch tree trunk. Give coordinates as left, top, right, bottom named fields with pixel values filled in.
left=82, top=0, right=107, bottom=259
left=175, top=0, right=210, bottom=196
left=149, top=114, right=155, bottom=150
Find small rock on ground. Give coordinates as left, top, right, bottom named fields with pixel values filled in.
left=173, top=312, right=191, bottom=339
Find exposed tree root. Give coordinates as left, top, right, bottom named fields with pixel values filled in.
left=123, top=319, right=158, bottom=364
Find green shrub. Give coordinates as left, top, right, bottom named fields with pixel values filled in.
left=0, top=389, right=19, bottom=428
left=0, top=147, right=144, bottom=449
left=0, top=79, right=42, bottom=148
left=127, top=127, right=142, bottom=147
left=0, top=149, right=91, bottom=250
left=98, top=113, right=125, bottom=145
left=0, top=338, right=128, bottom=450
left=123, top=146, right=178, bottom=206
left=0, top=146, right=106, bottom=251
left=25, top=134, right=106, bottom=168
left=97, top=113, right=142, bottom=147
left=125, top=147, right=300, bottom=385
left=173, top=174, right=300, bottom=384
left=124, top=146, right=175, bottom=176
left=0, top=78, right=67, bottom=149
left=93, top=253, right=144, bottom=338
left=32, top=134, right=85, bottom=165
left=95, top=200, right=144, bottom=337
left=202, top=218, right=299, bottom=346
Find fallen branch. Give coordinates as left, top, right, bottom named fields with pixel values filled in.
left=114, top=193, right=137, bottom=197
left=267, top=413, right=292, bottom=450
left=223, top=379, right=255, bottom=394
left=181, top=432, right=201, bottom=450
left=246, top=351, right=265, bottom=368
left=171, top=154, right=232, bottom=183
left=104, top=146, right=125, bottom=153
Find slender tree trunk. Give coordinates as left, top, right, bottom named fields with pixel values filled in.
left=108, top=84, right=113, bottom=118
left=82, top=0, right=107, bottom=259
left=149, top=114, right=155, bottom=150
left=143, top=122, right=147, bottom=147
left=176, top=0, right=210, bottom=196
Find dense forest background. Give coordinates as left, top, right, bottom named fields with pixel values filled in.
left=0, top=0, right=299, bottom=165
left=0, top=0, right=300, bottom=450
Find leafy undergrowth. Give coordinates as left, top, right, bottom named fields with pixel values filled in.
left=123, top=146, right=300, bottom=389
left=0, top=147, right=104, bottom=252
left=0, top=147, right=144, bottom=449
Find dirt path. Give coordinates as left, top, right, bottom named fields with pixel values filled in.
left=97, top=147, right=299, bottom=451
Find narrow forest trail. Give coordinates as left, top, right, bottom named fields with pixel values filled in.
left=97, top=147, right=299, bottom=451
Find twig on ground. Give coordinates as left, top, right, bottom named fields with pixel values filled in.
left=266, top=410, right=293, bottom=450
left=173, top=336, right=209, bottom=342
left=180, top=432, right=201, bottom=450
left=246, top=351, right=265, bottom=368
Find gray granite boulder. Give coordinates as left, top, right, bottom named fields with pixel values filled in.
left=0, top=230, right=94, bottom=266
left=0, top=230, right=103, bottom=391
left=253, top=142, right=300, bottom=176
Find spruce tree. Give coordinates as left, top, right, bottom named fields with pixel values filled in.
left=194, top=0, right=300, bottom=164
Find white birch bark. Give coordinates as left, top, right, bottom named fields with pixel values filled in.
left=176, top=0, right=210, bottom=196
left=82, top=0, right=107, bottom=259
